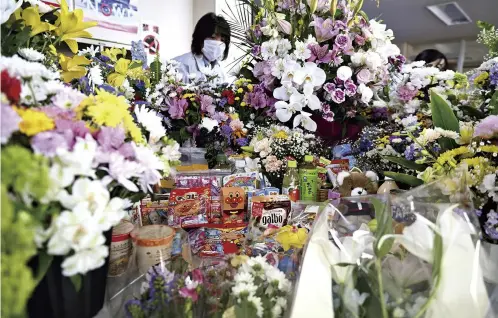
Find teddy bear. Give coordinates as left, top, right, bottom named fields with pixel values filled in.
left=336, top=170, right=379, bottom=197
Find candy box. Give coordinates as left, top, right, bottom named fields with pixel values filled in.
left=168, top=187, right=210, bottom=228
left=251, top=195, right=291, bottom=229
left=221, top=187, right=246, bottom=224
left=223, top=172, right=258, bottom=191
left=188, top=224, right=247, bottom=258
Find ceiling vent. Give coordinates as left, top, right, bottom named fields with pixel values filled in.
left=427, top=2, right=472, bottom=26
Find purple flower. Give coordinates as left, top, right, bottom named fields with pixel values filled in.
left=199, top=95, right=215, bottom=115
left=168, top=98, right=188, bottom=119
left=372, top=107, right=388, bottom=119
left=1, top=102, right=20, bottom=144
left=118, top=142, right=136, bottom=159
left=389, top=55, right=406, bottom=72
left=97, top=84, right=117, bottom=94
left=307, top=43, right=333, bottom=64
left=40, top=106, right=75, bottom=120
left=404, top=144, right=419, bottom=161
left=484, top=210, right=498, bottom=240
left=245, top=85, right=271, bottom=110
left=96, top=126, right=126, bottom=151
left=191, top=269, right=204, bottom=284
left=31, top=131, right=69, bottom=157
left=78, top=76, right=93, bottom=95
left=252, top=45, right=261, bottom=56
left=236, top=138, right=249, bottom=146
left=334, top=34, right=353, bottom=54
left=330, top=89, right=346, bottom=104
left=344, top=79, right=357, bottom=96
left=187, top=124, right=200, bottom=140
left=474, top=115, right=498, bottom=139
left=397, top=85, right=418, bottom=102
left=323, top=82, right=336, bottom=94
left=355, top=35, right=366, bottom=46
left=356, top=69, right=372, bottom=84
left=313, top=17, right=339, bottom=43
left=179, top=286, right=199, bottom=302
left=490, top=65, right=498, bottom=86
left=56, top=119, right=89, bottom=138
left=211, top=111, right=228, bottom=123
left=221, top=125, right=233, bottom=139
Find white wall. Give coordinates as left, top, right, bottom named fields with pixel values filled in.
left=193, top=0, right=216, bottom=26
left=140, top=0, right=194, bottom=59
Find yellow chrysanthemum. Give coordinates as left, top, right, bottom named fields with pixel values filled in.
left=240, top=102, right=247, bottom=107
left=474, top=72, right=489, bottom=86
left=273, top=130, right=288, bottom=139
left=237, top=88, right=244, bottom=93
left=77, top=90, right=144, bottom=143
left=435, top=146, right=472, bottom=167
left=182, top=93, right=196, bottom=99
left=247, top=84, right=254, bottom=91
left=16, top=108, right=55, bottom=136
left=479, top=145, right=498, bottom=154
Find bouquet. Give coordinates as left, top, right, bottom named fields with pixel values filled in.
left=125, top=256, right=292, bottom=318
left=240, top=0, right=402, bottom=134
left=243, top=124, right=326, bottom=187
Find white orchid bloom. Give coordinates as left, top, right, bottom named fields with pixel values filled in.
left=275, top=94, right=304, bottom=123
left=293, top=62, right=326, bottom=92
left=293, top=111, right=317, bottom=132
left=273, top=83, right=298, bottom=101
left=280, top=60, right=300, bottom=83
left=302, top=84, right=322, bottom=110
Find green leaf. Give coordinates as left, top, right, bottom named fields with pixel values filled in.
left=383, top=156, right=427, bottom=172
left=384, top=172, right=423, bottom=187
left=70, top=274, right=82, bottom=292
left=34, top=251, right=53, bottom=285
left=372, top=197, right=393, bottom=258
left=489, top=90, right=498, bottom=115
left=129, top=61, right=143, bottom=69
left=430, top=91, right=459, bottom=150
left=234, top=300, right=257, bottom=318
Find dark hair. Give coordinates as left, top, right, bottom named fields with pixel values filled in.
left=191, top=13, right=231, bottom=60
left=414, top=49, right=448, bottom=71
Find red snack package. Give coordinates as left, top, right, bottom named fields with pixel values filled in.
left=168, top=187, right=210, bottom=228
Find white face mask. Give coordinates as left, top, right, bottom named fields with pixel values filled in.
left=202, top=39, right=226, bottom=62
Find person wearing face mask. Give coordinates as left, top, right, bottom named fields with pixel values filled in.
left=414, top=49, right=449, bottom=71
left=174, top=13, right=231, bottom=84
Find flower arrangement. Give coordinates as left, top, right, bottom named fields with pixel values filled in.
left=125, top=256, right=292, bottom=318
left=241, top=0, right=401, bottom=132
left=0, top=2, right=180, bottom=316
left=243, top=124, right=326, bottom=187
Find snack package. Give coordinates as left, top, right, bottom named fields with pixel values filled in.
left=223, top=172, right=258, bottom=191
left=221, top=187, right=246, bottom=225
left=251, top=195, right=291, bottom=229
left=188, top=224, right=247, bottom=258
left=210, top=199, right=222, bottom=224
left=168, top=187, right=210, bottom=228
left=264, top=187, right=280, bottom=196
left=140, top=197, right=169, bottom=225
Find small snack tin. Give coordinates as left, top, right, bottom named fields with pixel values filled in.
left=109, top=221, right=135, bottom=277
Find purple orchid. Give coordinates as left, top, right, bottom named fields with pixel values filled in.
left=313, top=17, right=339, bottom=43
left=307, top=43, right=333, bottom=64
left=199, top=95, right=215, bottom=115
left=187, top=124, right=200, bottom=140
left=168, top=98, right=188, bottom=119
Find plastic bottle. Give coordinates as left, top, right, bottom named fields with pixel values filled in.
left=214, top=154, right=230, bottom=170
left=282, top=160, right=300, bottom=202
left=299, top=155, right=318, bottom=201
left=377, top=177, right=399, bottom=194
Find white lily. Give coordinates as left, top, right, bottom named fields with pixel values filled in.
left=293, top=111, right=317, bottom=132
left=61, top=245, right=109, bottom=276
left=275, top=94, right=303, bottom=123
left=58, top=177, right=110, bottom=212
left=293, top=62, right=326, bottom=92
left=133, top=144, right=164, bottom=193
left=381, top=206, right=489, bottom=318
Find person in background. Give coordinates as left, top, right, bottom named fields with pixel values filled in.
left=414, top=49, right=448, bottom=71
left=174, top=13, right=231, bottom=84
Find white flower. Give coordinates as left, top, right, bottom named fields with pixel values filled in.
left=358, top=84, right=373, bottom=104
left=253, top=138, right=271, bottom=158
left=416, top=128, right=441, bottom=145
left=25, top=0, right=52, bottom=12
left=78, top=45, right=100, bottom=57
left=234, top=272, right=254, bottom=284
left=56, top=134, right=97, bottom=179
left=400, top=114, right=419, bottom=129
left=88, top=65, right=104, bottom=86
left=273, top=83, right=298, bottom=101
left=337, top=66, right=353, bottom=81
left=161, top=142, right=181, bottom=162
left=40, top=163, right=76, bottom=204
left=275, top=94, right=303, bottom=123
left=58, top=177, right=110, bottom=212
left=261, top=25, right=279, bottom=38
left=293, top=62, right=326, bottom=91
left=18, top=48, right=44, bottom=62
left=304, top=34, right=318, bottom=46
left=266, top=267, right=291, bottom=292
left=51, top=85, right=85, bottom=109
left=135, top=105, right=166, bottom=143
left=121, top=79, right=135, bottom=99
left=97, top=197, right=130, bottom=231
left=280, top=60, right=300, bottom=83
left=293, top=111, right=317, bottom=132
left=261, top=39, right=279, bottom=60
left=0, top=55, right=59, bottom=80
left=405, top=99, right=421, bottom=114
left=134, top=144, right=164, bottom=192
left=277, top=38, right=292, bottom=56
left=232, top=282, right=258, bottom=297
left=434, top=127, right=459, bottom=140
left=294, top=40, right=311, bottom=61
left=103, top=152, right=142, bottom=192
left=364, top=52, right=383, bottom=70
left=61, top=245, right=109, bottom=276
left=0, top=0, right=22, bottom=24
left=201, top=117, right=218, bottom=132
left=247, top=295, right=264, bottom=317
left=351, top=52, right=366, bottom=66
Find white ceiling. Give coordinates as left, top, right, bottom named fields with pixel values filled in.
left=362, top=0, right=497, bottom=66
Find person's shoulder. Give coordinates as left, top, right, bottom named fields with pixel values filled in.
left=173, top=52, right=195, bottom=63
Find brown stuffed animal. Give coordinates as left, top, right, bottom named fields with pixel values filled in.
left=337, top=171, right=379, bottom=197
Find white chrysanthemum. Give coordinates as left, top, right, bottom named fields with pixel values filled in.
left=434, top=127, right=459, bottom=140
left=0, top=55, right=59, bottom=80
left=400, top=115, right=419, bottom=129
left=88, top=65, right=104, bottom=86
left=161, top=142, right=181, bottom=162
left=133, top=144, right=164, bottom=193
left=232, top=282, right=258, bottom=297
left=234, top=272, right=254, bottom=284
left=78, top=45, right=100, bottom=57
left=18, top=48, right=45, bottom=62
left=247, top=295, right=264, bottom=318
left=135, top=105, right=166, bottom=142
left=417, top=128, right=441, bottom=145
left=293, top=40, right=311, bottom=61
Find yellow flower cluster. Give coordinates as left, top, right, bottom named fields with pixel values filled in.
left=474, top=72, right=489, bottom=86
left=182, top=93, right=196, bottom=99
left=15, top=108, right=55, bottom=136
left=434, top=146, right=472, bottom=169
left=273, top=130, right=289, bottom=139
left=76, top=90, right=144, bottom=143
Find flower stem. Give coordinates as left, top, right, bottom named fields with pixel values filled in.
left=375, top=259, right=389, bottom=318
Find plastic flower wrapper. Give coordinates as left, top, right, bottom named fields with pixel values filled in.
left=289, top=190, right=491, bottom=318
